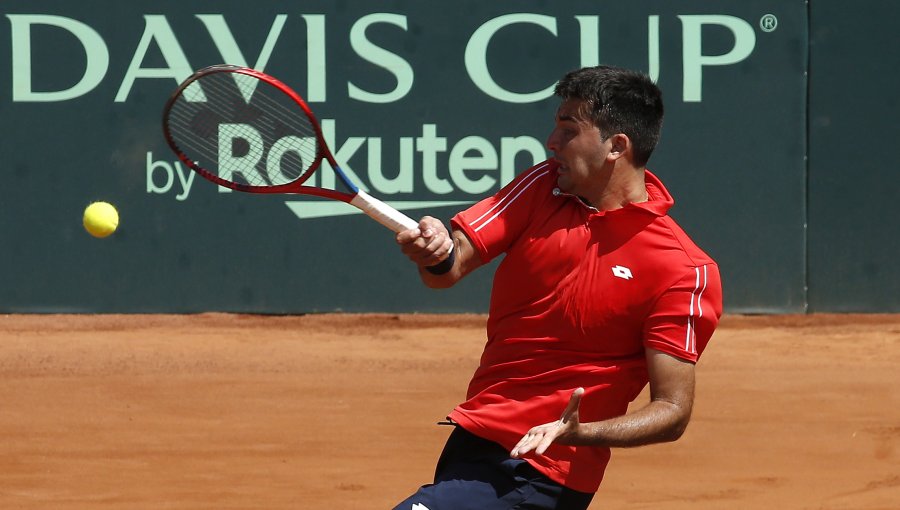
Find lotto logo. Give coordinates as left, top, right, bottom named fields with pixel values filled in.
left=612, top=265, right=634, bottom=280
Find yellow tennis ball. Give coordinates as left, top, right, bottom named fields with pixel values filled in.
left=83, top=201, right=119, bottom=238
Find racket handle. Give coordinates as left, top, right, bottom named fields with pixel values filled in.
left=350, top=190, right=419, bottom=233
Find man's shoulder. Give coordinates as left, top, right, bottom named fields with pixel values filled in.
left=651, top=215, right=719, bottom=270
left=503, top=160, right=558, bottom=191
left=467, top=161, right=561, bottom=222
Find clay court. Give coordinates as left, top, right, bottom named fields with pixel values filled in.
left=1, top=313, right=897, bottom=509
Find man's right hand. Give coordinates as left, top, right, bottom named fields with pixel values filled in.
left=396, top=216, right=453, bottom=268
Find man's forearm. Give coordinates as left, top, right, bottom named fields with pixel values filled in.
left=576, top=399, right=692, bottom=448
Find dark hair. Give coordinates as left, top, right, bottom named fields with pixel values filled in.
left=554, top=66, right=664, bottom=167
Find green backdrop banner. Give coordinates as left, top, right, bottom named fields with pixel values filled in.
left=3, top=1, right=886, bottom=314
left=806, top=0, right=900, bottom=312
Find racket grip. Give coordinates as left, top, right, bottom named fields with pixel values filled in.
left=350, top=190, right=419, bottom=233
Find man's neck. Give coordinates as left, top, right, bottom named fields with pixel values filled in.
left=588, top=166, right=648, bottom=211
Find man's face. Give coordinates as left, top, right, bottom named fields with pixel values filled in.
left=545, top=98, right=612, bottom=203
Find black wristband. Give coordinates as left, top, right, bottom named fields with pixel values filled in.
left=425, top=245, right=456, bottom=275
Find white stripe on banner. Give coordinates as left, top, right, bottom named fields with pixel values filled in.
left=471, top=163, right=550, bottom=233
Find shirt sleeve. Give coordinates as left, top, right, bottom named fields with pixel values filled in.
left=451, top=161, right=557, bottom=264
left=643, top=263, right=723, bottom=363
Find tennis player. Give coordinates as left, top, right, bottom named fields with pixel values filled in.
left=395, top=65, right=723, bottom=510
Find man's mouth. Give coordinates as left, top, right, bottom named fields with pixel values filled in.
left=552, top=157, right=567, bottom=173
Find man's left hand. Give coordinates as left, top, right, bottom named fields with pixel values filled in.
left=511, top=387, right=585, bottom=458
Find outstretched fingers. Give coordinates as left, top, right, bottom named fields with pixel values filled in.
left=510, top=388, right=585, bottom=458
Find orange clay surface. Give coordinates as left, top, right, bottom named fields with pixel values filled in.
left=1, top=313, right=898, bottom=509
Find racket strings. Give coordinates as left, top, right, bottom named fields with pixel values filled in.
left=167, top=71, right=320, bottom=188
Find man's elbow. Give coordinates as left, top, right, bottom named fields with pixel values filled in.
left=663, top=418, right=690, bottom=442
left=423, top=278, right=453, bottom=289
left=654, top=401, right=693, bottom=443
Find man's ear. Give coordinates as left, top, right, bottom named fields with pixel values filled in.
left=607, top=133, right=631, bottom=161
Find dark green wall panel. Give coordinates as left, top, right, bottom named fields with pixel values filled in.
left=0, top=1, right=844, bottom=313
left=807, top=0, right=900, bottom=312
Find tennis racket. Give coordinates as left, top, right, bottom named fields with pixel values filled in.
left=161, top=64, right=418, bottom=233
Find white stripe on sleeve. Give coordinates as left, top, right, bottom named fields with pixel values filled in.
left=684, top=265, right=709, bottom=354
left=469, top=163, right=551, bottom=233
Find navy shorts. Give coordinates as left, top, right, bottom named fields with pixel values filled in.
left=393, top=425, right=594, bottom=510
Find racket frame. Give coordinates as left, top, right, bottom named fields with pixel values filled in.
left=162, top=64, right=418, bottom=232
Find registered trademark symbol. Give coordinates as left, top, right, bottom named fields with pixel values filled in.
left=760, top=14, right=778, bottom=32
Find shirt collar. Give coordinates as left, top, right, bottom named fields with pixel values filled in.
left=551, top=167, right=674, bottom=217
left=627, top=169, right=674, bottom=217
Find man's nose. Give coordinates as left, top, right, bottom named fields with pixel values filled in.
left=546, top=131, right=558, bottom=152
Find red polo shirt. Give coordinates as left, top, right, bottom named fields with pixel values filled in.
left=447, top=159, right=722, bottom=493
